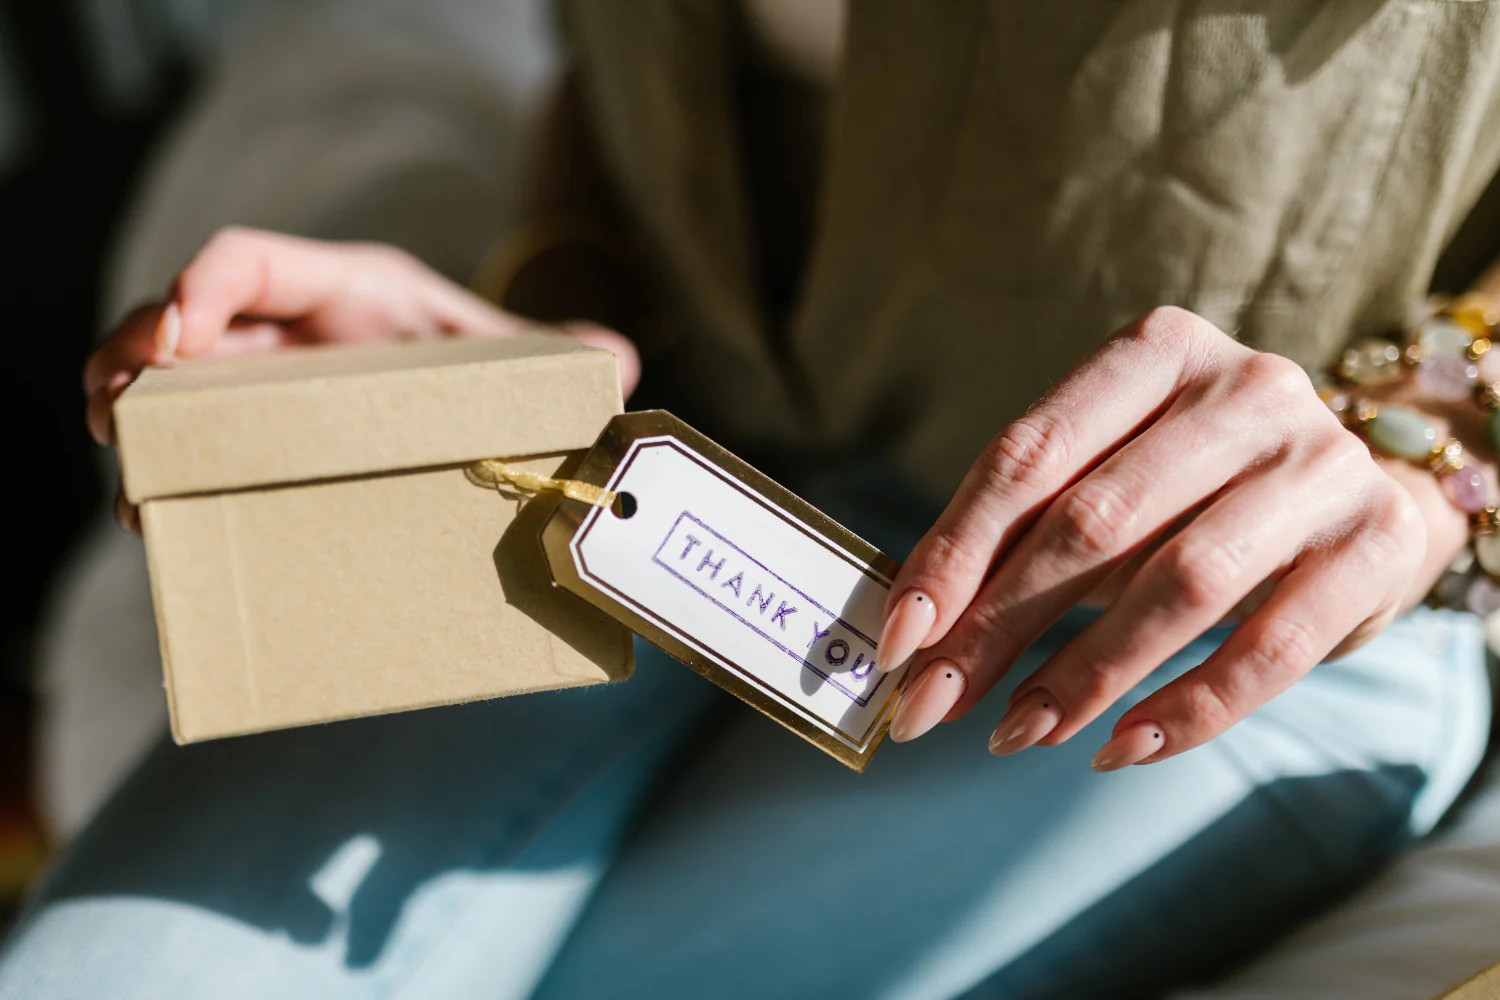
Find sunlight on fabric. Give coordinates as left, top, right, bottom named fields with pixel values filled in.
left=308, top=834, right=382, bottom=916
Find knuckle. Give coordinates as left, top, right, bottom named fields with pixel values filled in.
left=1363, top=485, right=1426, bottom=566
left=1156, top=536, right=1245, bottom=612
left=983, top=416, right=1070, bottom=491
left=913, top=528, right=986, bottom=589
left=1241, top=351, right=1314, bottom=406
left=960, top=599, right=1032, bottom=660
left=1177, top=677, right=1240, bottom=736
left=1317, top=425, right=1373, bottom=469
left=1068, top=647, right=1121, bottom=706
left=1382, top=485, right=1425, bottom=539
left=200, top=225, right=254, bottom=259
left=1050, top=481, right=1135, bottom=560
left=185, top=226, right=261, bottom=287
left=1244, top=615, right=1323, bottom=677
left=1129, top=305, right=1217, bottom=358
left=356, top=241, right=420, bottom=274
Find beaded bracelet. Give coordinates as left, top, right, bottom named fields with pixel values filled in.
left=1317, top=388, right=1488, bottom=513
left=1321, top=295, right=1500, bottom=612
left=1323, top=294, right=1499, bottom=512
left=1430, top=508, right=1500, bottom=614
left=1337, top=293, right=1494, bottom=387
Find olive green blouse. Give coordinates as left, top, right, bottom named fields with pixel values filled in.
left=565, top=0, right=1500, bottom=502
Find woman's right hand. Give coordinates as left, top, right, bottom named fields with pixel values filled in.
left=85, top=227, right=641, bottom=530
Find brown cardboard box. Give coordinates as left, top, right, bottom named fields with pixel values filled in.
left=115, top=334, right=634, bottom=743
left=1436, top=962, right=1500, bottom=999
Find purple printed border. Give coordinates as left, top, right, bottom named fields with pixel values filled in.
left=570, top=437, right=896, bottom=749
left=651, top=511, right=888, bottom=707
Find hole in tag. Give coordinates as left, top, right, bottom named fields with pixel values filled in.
left=612, top=492, right=638, bottom=519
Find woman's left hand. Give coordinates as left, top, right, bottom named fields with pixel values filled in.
left=877, top=307, right=1457, bottom=769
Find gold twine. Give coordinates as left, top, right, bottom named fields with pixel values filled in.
left=465, top=459, right=617, bottom=510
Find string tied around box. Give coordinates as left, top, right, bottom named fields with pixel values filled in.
left=465, top=459, right=617, bottom=510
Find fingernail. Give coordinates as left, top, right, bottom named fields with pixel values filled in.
left=889, top=659, right=964, bottom=743
left=86, top=400, right=110, bottom=447
left=114, top=492, right=141, bottom=534
left=877, top=589, right=937, bottom=673
left=988, top=688, right=1064, bottom=755
left=1090, top=721, right=1165, bottom=772
left=154, top=303, right=181, bottom=359
left=87, top=372, right=133, bottom=446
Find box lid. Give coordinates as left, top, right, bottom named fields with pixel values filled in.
left=116, top=334, right=622, bottom=502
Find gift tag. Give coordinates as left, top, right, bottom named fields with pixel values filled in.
left=540, top=411, right=909, bottom=771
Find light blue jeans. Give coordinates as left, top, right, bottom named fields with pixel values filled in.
left=0, top=470, right=1492, bottom=999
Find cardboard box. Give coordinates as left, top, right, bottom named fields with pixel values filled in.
left=115, top=334, right=634, bottom=743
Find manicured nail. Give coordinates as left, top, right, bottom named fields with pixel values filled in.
left=988, top=688, right=1064, bottom=755
left=155, top=303, right=181, bottom=359
left=1090, top=721, right=1165, bottom=772
left=889, top=659, right=964, bottom=743
left=877, top=589, right=937, bottom=673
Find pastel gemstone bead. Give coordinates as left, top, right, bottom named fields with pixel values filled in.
left=1418, top=317, right=1475, bottom=357
left=1417, top=355, right=1480, bottom=401
left=1339, top=338, right=1404, bottom=386
left=1465, top=573, right=1500, bottom=615
left=1365, top=405, right=1437, bottom=459
left=1442, top=468, right=1489, bottom=513
left=1476, top=534, right=1500, bottom=577
left=1433, top=569, right=1474, bottom=609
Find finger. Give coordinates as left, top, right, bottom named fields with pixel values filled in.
left=171, top=228, right=424, bottom=355
left=415, top=274, right=531, bottom=339
left=1075, top=509, right=1206, bottom=609
left=206, top=320, right=299, bottom=357
left=113, top=448, right=141, bottom=535
left=989, top=436, right=1363, bottom=752
left=1094, top=495, right=1421, bottom=769
left=925, top=360, right=1317, bottom=714
left=172, top=228, right=362, bottom=355
left=877, top=307, right=1227, bottom=673
left=83, top=304, right=168, bottom=397
left=555, top=321, right=642, bottom=398
left=86, top=367, right=140, bottom=445
left=115, top=489, right=141, bottom=535
left=177, top=228, right=534, bottom=353
left=86, top=312, right=288, bottom=444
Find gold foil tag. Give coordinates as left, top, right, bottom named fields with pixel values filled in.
left=540, top=411, right=909, bottom=771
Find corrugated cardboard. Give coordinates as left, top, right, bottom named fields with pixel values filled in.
left=115, top=335, right=634, bottom=743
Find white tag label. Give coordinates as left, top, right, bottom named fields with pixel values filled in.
left=568, top=435, right=905, bottom=752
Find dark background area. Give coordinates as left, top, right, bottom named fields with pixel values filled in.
left=1, top=1, right=206, bottom=691
left=0, top=0, right=247, bottom=920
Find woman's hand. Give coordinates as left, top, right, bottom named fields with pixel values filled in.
left=86, top=227, right=640, bottom=529
left=877, top=307, right=1462, bottom=769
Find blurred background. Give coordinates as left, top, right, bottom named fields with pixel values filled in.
left=0, top=6, right=1497, bottom=994
left=0, top=0, right=253, bottom=924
